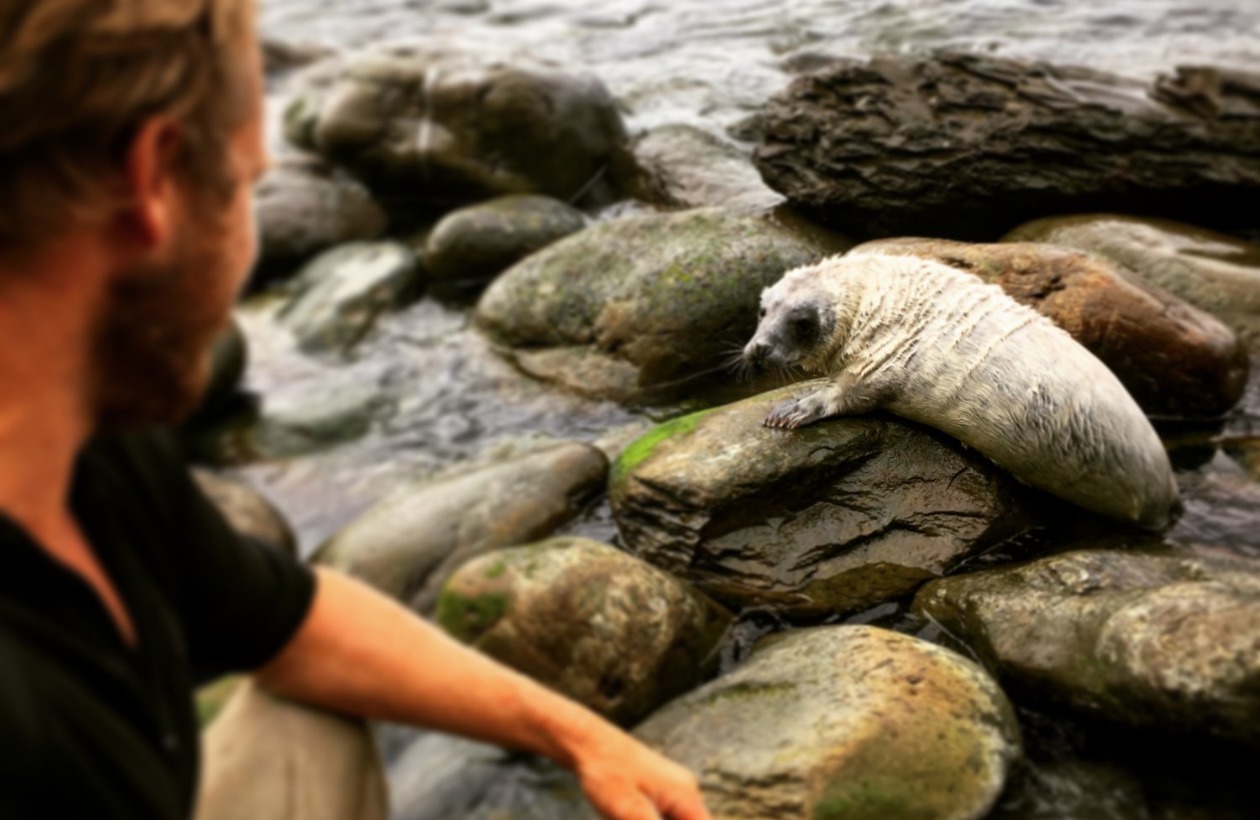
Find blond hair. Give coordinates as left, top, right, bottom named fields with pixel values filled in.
left=0, top=0, right=256, bottom=246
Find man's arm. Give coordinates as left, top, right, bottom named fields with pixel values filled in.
left=254, top=567, right=711, bottom=820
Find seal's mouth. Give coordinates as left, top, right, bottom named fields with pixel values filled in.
left=739, top=342, right=810, bottom=385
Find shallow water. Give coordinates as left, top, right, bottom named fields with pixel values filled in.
left=235, top=1, right=1260, bottom=816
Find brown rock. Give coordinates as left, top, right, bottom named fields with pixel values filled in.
left=859, top=238, right=1250, bottom=418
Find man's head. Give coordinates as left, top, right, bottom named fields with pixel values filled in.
left=0, top=0, right=266, bottom=428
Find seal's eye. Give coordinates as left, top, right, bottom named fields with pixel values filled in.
left=758, top=306, right=767, bottom=319
left=790, top=315, right=817, bottom=342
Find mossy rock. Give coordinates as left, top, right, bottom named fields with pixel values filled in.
left=474, top=207, right=838, bottom=404
left=634, top=626, right=1020, bottom=820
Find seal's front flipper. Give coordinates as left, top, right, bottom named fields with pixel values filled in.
left=764, top=380, right=883, bottom=429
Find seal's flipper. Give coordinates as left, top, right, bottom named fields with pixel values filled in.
left=764, top=381, right=880, bottom=429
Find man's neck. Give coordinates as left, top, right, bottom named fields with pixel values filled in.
left=0, top=239, right=108, bottom=539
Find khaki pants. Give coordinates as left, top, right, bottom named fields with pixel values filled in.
left=195, top=682, right=389, bottom=820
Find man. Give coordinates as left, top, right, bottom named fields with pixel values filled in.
left=0, top=2, right=711, bottom=818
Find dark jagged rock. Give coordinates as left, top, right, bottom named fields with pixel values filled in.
left=609, top=381, right=1051, bottom=618
left=753, top=54, right=1260, bottom=239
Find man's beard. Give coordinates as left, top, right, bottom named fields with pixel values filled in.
left=90, top=229, right=234, bottom=432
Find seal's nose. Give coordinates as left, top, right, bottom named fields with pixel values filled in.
left=744, top=341, right=770, bottom=368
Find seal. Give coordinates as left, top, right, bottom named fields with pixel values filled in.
left=742, top=250, right=1179, bottom=529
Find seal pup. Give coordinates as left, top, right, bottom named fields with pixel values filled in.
left=743, top=250, right=1179, bottom=529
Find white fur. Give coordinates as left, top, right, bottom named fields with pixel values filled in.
left=749, top=250, right=1179, bottom=528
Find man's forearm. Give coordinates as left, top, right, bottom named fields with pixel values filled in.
left=254, top=568, right=710, bottom=820
left=255, top=567, right=597, bottom=766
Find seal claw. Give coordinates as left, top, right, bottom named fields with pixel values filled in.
left=764, top=398, right=821, bottom=430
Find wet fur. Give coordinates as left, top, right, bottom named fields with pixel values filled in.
left=743, top=250, right=1179, bottom=529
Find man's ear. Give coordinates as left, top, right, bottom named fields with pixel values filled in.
left=120, top=116, right=184, bottom=250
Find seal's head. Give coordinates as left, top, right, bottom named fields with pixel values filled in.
left=743, top=267, right=837, bottom=377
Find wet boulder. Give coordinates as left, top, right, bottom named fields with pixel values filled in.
left=915, top=549, right=1260, bottom=745
left=312, top=443, right=608, bottom=614
left=1004, top=214, right=1260, bottom=353
left=635, top=626, right=1021, bottom=820
left=253, top=157, right=388, bottom=285
left=609, top=381, right=1045, bottom=618
left=475, top=208, right=833, bottom=404
left=437, top=537, right=732, bottom=726
left=753, top=54, right=1260, bottom=239
left=422, top=194, right=586, bottom=286
left=286, top=48, right=631, bottom=212
left=192, top=469, right=298, bottom=557
left=194, top=318, right=249, bottom=420
left=630, top=124, right=784, bottom=214
left=859, top=238, right=1250, bottom=418
left=278, top=242, right=422, bottom=354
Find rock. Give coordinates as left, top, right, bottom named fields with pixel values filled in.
left=475, top=208, right=834, bottom=404
left=312, top=443, right=608, bottom=613
left=630, top=124, right=783, bottom=213
left=261, top=38, right=335, bottom=78
left=253, top=157, right=388, bottom=285
left=915, top=549, right=1260, bottom=745
left=247, top=377, right=395, bottom=460
left=1170, top=464, right=1260, bottom=556
left=386, top=732, right=595, bottom=820
left=278, top=242, right=422, bottom=354
left=1003, top=214, right=1260, bottom=353
left=195, top=682, right=387, bottom=820
left=858, top=238, right=1250, bottom=418
left=192, top=469, right=298, bottom=556
left=198, top=317, right=249, bottom=416
left=423, top=194, right=586, bottom=285
left=437, top=537, right=732, bottom=726
left=753, top=54, right=1260, bottom=239
left=634, top=626, right=1020, bottom=820
left=287, top=48, right=631, bottom=212
left=609, top=380, right=1046, bottom=618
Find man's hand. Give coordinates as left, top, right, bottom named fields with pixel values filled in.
left=573, top=730, right=710, bottom=820
left=256, top=568, right=711, bottom=820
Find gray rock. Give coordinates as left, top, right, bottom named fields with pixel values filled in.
left=754, top=54, right=1260, bottom=238
left=631, top=124, right=783, bottom=214
left=287, top=48, right=631, bottom=210
left=475, top=208, right=836, bottom=404
left=437, top=537, right=731, bottom=726
left=198, top=318, right=249, bottom=415
left=278, top=242, right=422, bottom=354
left=634, top=626, right=1021, bottom=820
left=386, top=732, right=594, bottom=820
left=423, top=195, right=586, bottom=285
left=192, top=469, right=297, bottom=557
left=915, top=549, right=1260, bottom=744
left=609, top=380, right=1045, bottom=618
left=312, top=443, right=609, bottom=614
left=245, top=378, right=395, bottom=460
left=858, top=238, right=1250, bottom=418
left=1003, top=214, right=1260, bottom=354
left=253, top=157, right=387, bottom=284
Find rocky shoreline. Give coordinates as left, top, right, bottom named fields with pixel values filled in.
left=192, top=46, right=1260, bottom=820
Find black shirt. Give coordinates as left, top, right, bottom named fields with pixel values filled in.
left=0, top=432, right=316, bottom=819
